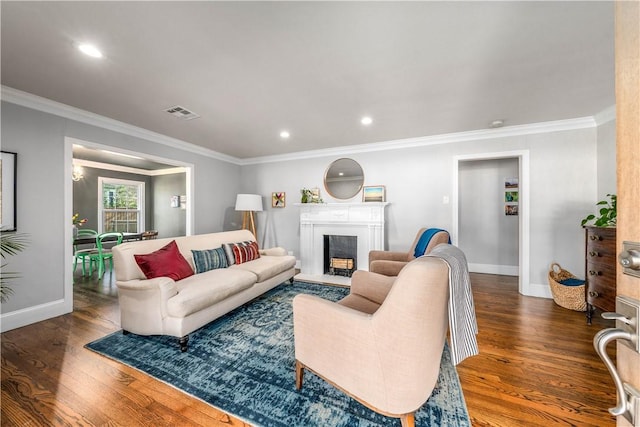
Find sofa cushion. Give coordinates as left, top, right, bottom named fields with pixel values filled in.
left=223, top=241, right=260, bottom=265
left=230, top=255, right=296, bottom=283
left=167, top=268, right=257, bottom=318
left=191, top=247, right=228, bottom=273
left=134, top=240, right=194, bottom=281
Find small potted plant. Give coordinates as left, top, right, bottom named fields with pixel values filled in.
left=581, top=193, right=616, bottom=227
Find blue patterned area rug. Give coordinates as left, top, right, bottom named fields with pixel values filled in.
left=86, top=281, right=470, bottom=427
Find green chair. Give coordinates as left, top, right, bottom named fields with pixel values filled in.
left=92, top=232, right=124, bottom=278
left=75, top=232, right=123, bottom=278
left=73, top=229, right=99, bottom=276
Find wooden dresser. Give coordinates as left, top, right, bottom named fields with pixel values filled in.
left=584, top=226, right=617, bottom=324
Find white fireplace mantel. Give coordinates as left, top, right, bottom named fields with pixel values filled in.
left=296, top=202, right=389, bottom=277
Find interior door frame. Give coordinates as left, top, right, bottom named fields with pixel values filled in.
left=452, top=150, right=531, bottom=296
left=64, top=136, right=195, bottom=306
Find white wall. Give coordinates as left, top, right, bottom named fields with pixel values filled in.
left=242, top=126, right=600, bottom=295
left=596, top=118, right=616, bottom=198
left=0, top=101, right=241, bottom=331
left=459, top=158, right=519, bottom=274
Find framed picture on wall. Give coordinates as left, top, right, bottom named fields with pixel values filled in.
left=504, top=178, right=518, bottom=215
left=0, top=151, right=17, bottom=231
left=363, top=185, right=386, bottom=202
left=272, top=192, right=286, bottom=208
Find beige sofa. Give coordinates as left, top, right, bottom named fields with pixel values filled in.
left=112, top=230, right=296, bottom=351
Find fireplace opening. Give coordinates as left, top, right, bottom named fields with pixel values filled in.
left=323, top=235, right=357, bottom=277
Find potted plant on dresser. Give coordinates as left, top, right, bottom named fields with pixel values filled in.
left=581, top=194, right=616, bottom=325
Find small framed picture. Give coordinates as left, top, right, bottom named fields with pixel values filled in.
left=0, top=151, right=17, bottom=231
left=363, top=185, right=386, bottom=202
left=272, top=192, right=286, bottom=208
left=505, top=204, right=518, bottom=216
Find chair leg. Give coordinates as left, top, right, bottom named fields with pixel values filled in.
left=400, top=413, right=415, bottom=427
left=295, top=360, right=304, bottom=390
left=98, top=258, right=105, bottom=278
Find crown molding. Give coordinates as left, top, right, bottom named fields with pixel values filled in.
left=239, top=116, right=597, bottom=165
left=3, top=85, right=603, bottom=167
left=73, top=158, right=186, bottom=176
left=1, top=85, right=242, bottom=165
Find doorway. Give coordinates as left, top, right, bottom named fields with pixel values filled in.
left=452, top=150, right=531, bottom=295
left=64, top=137, right=195, bottom=302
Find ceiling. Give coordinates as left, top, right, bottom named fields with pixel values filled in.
left=1, top=1, right=614, bottom=160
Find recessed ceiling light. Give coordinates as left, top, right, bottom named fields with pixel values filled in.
left=280, top=131, right=290, bottom=139
left=361, top=116, right=373, bottom=126
left=78, top=43, right=103, bottom=58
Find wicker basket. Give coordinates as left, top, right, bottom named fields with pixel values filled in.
left=548, top=263, right=586, bottom=311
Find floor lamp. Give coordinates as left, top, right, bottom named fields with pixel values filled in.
left=235, top=194, right=263, bottom=238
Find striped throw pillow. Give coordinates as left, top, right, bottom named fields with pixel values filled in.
left=191, top=247, right=229, bottom=273
left=223, top=241, right=260, bottom=265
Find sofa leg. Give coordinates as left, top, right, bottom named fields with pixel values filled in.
left=122, top=330, right=130, bottom=335
left=289, top=277, right=295, bottom=284
left=179, top=335, right=189, bottom=352
left=295, top=360, right=304, bottom=390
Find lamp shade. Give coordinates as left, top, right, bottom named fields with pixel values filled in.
left=235, top=194, right=263, bottom=212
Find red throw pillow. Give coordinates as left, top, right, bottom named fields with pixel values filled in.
left=134, top=240, right=194, bottom=281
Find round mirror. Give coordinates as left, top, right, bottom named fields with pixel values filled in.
left=324, top=158, right=364, bottom=200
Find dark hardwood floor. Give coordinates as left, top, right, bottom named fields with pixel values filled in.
left=2, top=269, right=616, bottom=426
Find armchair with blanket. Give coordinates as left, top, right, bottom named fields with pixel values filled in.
left=369, top=227, right=450, bottom=276
left=293, top=244, right=478, bottom=427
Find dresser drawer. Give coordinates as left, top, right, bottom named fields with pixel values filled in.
left=587, top=239, right=616, bottom=261
left=586, top=278, right=616, bottom=312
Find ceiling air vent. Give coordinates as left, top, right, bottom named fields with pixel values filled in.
left=164, top=105, right=200, bottom=121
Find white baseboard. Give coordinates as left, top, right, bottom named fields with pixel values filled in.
left=468, top=263, right=519, bottom=276
left=1, top=299, right=71, bottom=333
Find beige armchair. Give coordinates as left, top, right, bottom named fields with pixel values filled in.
left=293, top=256, right=450, bottom=427
left=369, top=228, right=450, bottom=276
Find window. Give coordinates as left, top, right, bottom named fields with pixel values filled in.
left=98, top=177, right=145, bottom=233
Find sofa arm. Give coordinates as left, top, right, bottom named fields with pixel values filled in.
left=350, top=270, right=396, bottom=305
left=260, top=247, right=288, bottom=256
left=369, top=260, right=407, bottom=277
left=115, top=277, right=178, bottom=335
left=368, top=250, right=408, bottom=265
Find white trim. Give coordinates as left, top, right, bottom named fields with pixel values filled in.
left=4, top=85, right=599, bottom=166
left=97, top=177, right=146, bottom=234
left=64, top=140, right=74, bottom=318
left=2, top=86, right=240, bottom=165
left=73, top=158, right=186, bottom=176
left=468, top=263, right=519, bottom=276
left=0, top=299, right=69, bottom=333
left=241, top=117, right=596, bottom=165
left=453, top=150, right=531, bottom=296
left=593, top=105, right=616, bottom=126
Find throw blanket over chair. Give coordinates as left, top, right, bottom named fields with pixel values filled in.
left=293, top=244, right=478, bottom=427
left=369, top=227, right=450, bottom=276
